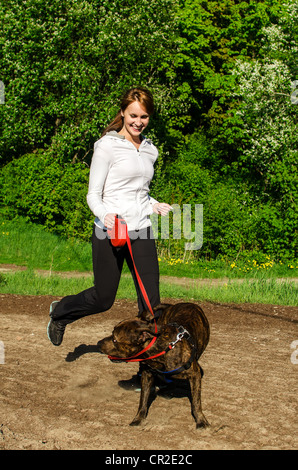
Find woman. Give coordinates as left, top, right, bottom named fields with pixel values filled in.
left=47, top=87, right=172, bottom=346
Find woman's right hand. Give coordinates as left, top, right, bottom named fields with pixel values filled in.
left=153, top=203, right=173, bottom=216
left=104, top=213, right=117, bottom=229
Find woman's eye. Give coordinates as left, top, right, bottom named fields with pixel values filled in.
left=129, top=114, right=149, bottom=119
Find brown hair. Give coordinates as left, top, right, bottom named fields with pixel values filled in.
left=101, top=87, right=154, bottom=137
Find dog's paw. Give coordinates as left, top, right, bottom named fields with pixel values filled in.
left=129, top=419, right=142, bottom=426
left=196, top=419, right=209, bottom=429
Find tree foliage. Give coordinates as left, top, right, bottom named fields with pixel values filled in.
left=176, top=0, right=283, bottom=131
left=0, top=0, right=297, bottom=260
left=0, top=0, right=187, bottom=164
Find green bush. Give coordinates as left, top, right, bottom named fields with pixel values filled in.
left=0, top=150, right=94, bottom=241
left=152, top=130, right=297, bottom=261
left=1, top=137, right=296, bottom=262
left=0, top=1, right=296, bottom=263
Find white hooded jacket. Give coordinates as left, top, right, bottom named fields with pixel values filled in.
left=87, top=131, right=159, bottom=231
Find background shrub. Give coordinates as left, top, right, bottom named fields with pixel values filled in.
left=0, top=0, right=296, bottom=263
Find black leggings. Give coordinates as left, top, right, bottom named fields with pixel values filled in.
left=51, top=225, right=160, bottom=325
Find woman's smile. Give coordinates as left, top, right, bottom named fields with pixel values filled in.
left=119, top=101, right=150, bottom=143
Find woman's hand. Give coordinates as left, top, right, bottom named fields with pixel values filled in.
left=153, top=203, right=173, bottom=216
left=104, top=213, right=117, bottom=229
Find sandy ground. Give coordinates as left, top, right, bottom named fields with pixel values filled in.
left=0, top=293, right=297, bottom=451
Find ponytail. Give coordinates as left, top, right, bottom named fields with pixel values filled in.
left=101, top=111, right=123, bottom=137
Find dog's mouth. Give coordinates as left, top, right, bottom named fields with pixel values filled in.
left=97, top=320, right=160, bottom=361
left=97, top=339, right=136, bottom=358
left=97, top=339, right=111, bottom=355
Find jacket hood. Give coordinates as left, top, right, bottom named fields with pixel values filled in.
left=105, top=130, right=152, bottom=144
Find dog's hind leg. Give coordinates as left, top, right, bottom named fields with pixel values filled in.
left=130, top=369, right=155, bottom=426
left=189, top=363, right=209, bottom=429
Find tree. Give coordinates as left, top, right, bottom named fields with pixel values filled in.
left=175, top=0, right=283, bottom=132
left=229, top=1, right=298, bottom=258
left=0, top=0, right=188, bottom=165
left=231, top=2, right=297, bottom=193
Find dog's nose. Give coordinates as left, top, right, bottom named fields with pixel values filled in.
left=97, top=340, right=104, bottom=353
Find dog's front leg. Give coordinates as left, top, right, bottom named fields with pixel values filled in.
left=189, top=364, right=209, bottom=429
left=130, top=369, right=154, bottom=426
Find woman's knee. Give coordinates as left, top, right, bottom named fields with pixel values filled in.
left=93, top=288, right=116, bottom=312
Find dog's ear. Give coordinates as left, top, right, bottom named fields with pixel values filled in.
left=153, top=303, right=171, bottom=312
left=139, top=304, right=171, bottom=323
left=139, top=310, right=155, bottom=323
left=136, top=326, right=159, bottom=344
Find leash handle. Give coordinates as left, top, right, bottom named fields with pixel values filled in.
left=107, top=215, right=127, bottom=247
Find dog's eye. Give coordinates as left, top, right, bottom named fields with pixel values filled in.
left=112, top=338, right=117, bottom=344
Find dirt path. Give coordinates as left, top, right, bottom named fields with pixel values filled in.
left=0, top=294, right=297, bottom=450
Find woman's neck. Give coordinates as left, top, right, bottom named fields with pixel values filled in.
left=118, top=130, right=142, bottom=149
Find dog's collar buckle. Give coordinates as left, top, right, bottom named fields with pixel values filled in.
left=169, top=325, right=191, bottom=349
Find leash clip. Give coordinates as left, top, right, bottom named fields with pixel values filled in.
left=170, top=326, right=190, bottom=349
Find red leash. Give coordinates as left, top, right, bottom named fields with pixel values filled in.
left=107, top=216, right=158, bottom=362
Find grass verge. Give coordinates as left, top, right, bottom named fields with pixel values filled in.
left=0, top=216, right=297, bottom=305
left=0, top=270, right=297, bottom=306
left=1, top=216, right=297, bottom=279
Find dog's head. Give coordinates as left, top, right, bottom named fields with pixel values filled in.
left=97, top=311, right=158, bottom=359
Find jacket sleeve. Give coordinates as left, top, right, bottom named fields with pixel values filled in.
left=148, top=195, right=159, bottom=210
left=86, top=139, right=113, bottom=225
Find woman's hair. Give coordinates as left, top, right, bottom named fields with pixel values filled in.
left=101, top=87, right=154, bottom=137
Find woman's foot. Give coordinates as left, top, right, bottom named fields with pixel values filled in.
left=47, top=318, right=66, bottom=346
left=47, top=301, right=66, bottom=346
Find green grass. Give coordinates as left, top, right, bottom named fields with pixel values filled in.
left=158, top=254, right=298, bottom=279
left=1, top=216, right=297, bottom=278
left=161, top=278, right=298, bottom=306
left=0, top=216, right=297, bottom=305
left=0, top=270, right=93, bottom=296
left=0, top=217, right=92, bottom=272
left=0, top=270, right=297, bottom=306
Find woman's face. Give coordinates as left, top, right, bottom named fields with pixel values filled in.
left=120, top=101, right=150, bottom=141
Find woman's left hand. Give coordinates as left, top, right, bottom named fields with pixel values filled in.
left=153, top=203, right=173, bottom=216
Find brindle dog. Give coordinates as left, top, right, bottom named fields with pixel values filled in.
left=98, top=303, right=210, bottom=428
left=97, top=302, right=210, bottom=428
